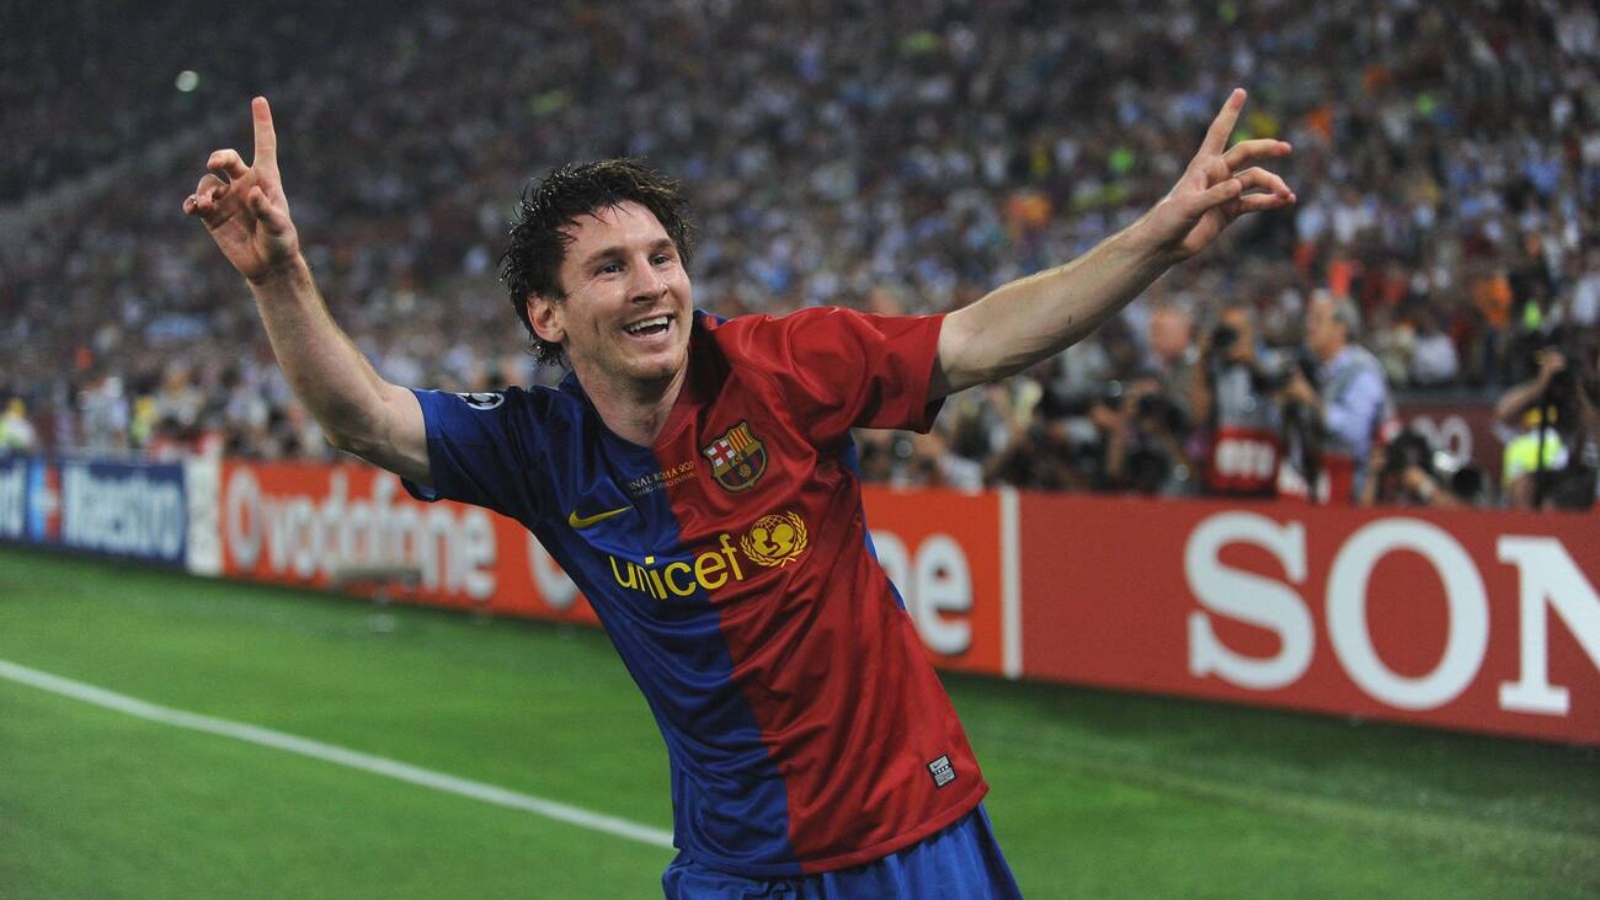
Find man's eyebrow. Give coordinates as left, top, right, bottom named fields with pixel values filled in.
left=577, top=239, right=675, bottom=269
left=576, top=246, right=625, bottom=269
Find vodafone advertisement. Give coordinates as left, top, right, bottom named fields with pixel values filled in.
left=218, top=460, right=598, bottom=624
left=1020, top=496, right=1600, bottom=746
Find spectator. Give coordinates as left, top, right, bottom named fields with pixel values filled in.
left=1409, top=309, right=1460, bottom=388
left=1141, top=301, right=1199, bottom=426
left=1283, top=291, right=1392, bottom=503
left=4, top=0, right=1599, bottom=472
left=1193, top=301, right=1286, bottom=498
left=1494, top=347, right=1597, bottom=510
left=985, top=391, right=1090, bottom=493
left=76, top=372, right=131, bottom=455
left=0, top=399, right=38, bottom=453
left=1359, top=429, right=1479, bottom=509
left=1501, top=404, right=1572, bottom=510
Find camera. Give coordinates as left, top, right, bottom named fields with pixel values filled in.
left=1210, top=323, right=1239, bottom=354
left=1382, top=430, right=1433, bottom=477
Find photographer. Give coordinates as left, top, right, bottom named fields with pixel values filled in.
left=1282, top=291, right=1391, bottom=503
left=1359, top=429, right=1481, bottom=509
left=984, top=387, right=1093, bottom=492
left=1193, top=301, right=1288, bottom=498
left=1494, top=345, right=1597, bottom=510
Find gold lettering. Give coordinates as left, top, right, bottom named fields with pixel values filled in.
left=647, top=566, right=668, bottom=599
left=695, top=551, right=728, bottom=590
left=719, top=533, right=744, bottom=581
left=610, top=556, right=637, bottom=589
left=664, top=562, right=696, bottom=597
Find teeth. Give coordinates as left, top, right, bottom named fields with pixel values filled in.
left=624, top=316, right=671, bottom=335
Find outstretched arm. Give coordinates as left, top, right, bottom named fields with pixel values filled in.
left=184, top=98, right=430, bottom=484
left=932, top=89, right=1295, bottom=398
left=1494, top=349, right=1565, bottom=424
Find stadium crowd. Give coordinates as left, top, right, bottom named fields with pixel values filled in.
left=3, top=0, right=1598, bottom=509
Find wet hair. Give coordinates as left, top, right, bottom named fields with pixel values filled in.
left=499, top=159, right=697, bottom=366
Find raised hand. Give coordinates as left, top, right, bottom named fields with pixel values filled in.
left=1141, top=89, right=1296, bottom=263
left=182, top=97, right=300, bottom=284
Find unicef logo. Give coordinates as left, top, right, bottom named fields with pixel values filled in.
left=454, top=392, right=505, bottom=410
left=740, top=512, right=809, bottom=568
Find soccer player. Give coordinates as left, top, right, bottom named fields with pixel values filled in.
left=184, top=90, right=1293, bottom=898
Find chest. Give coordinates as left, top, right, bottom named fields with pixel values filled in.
left=549, top=387, right=850, bottom=606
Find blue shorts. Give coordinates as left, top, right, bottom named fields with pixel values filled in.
left=661, top=803, right=1024, bottom=899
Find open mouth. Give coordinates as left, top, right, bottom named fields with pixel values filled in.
left=623, top=315, right=672, bottom=338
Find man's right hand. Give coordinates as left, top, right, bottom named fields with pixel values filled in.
left=182, top=97, right=301, bottom=285
left=1536, top=348, right=1568, bottom=386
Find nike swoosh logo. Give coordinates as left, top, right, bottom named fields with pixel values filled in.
left=567, top=505, right=632, bottom=529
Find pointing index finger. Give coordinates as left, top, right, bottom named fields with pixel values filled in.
left=1200, top=88, right=1247, bottom=157
left=251, top=96, right=278, bottom=173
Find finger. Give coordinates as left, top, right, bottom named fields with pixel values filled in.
left=1233, top=167, right=1294, bottom=199
left=1195, top=177, right=1244, bottom=211
left=251, top=96, right=278, bottom=174
left=1222, top=138, right=1292, bottom=172
left=208, top=148, right=249, bottom=182
left=1199, top=88, right=1247, bottom=157
left=248, top=185, right=291, bottom=234
left=192, top=173, right=227, bottom=206
left=1229, top=192, right=1297, bottom=215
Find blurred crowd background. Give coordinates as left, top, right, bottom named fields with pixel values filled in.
left=3, top=0, right=1597, bottom=509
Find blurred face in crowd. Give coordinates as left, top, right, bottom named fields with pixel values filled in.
left=528, top=202, right=693, bottom=396
left=1147, top=308, right=1192, bottom=366
left=1219, top=306, right=1256, bottom=362
left=1304, top=294, right=1347, bottom=362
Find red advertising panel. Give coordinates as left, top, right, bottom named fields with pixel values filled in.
left=860, top=486, right=1007, bottom=675
left=218, top=460, right=599, bottom=623
left=215, top=462, right=1010, bottom=675
left=1020, top=495, right=1600, bottom=745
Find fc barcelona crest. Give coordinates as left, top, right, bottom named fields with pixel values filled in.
left=702, top=421, right=768, bottom=492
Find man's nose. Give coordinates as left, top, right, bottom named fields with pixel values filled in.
left=629, top=259, right=667, bottom=301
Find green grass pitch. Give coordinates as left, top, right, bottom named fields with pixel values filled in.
left=0, top=546, right=1595, bottom=899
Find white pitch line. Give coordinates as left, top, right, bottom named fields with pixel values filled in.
left=0, top=658, right=675, bottom=850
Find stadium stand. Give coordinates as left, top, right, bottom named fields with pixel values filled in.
left=3, top=0, right=1597, bottom=504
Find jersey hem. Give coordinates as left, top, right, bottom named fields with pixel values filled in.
left=680, top=779, right=989, bottom=879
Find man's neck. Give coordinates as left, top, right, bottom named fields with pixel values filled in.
left=573, top=365, right=688, bottom=447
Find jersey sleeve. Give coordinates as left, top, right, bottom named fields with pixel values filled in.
left=402, top=388, right=545, bottom=524
left=729, top=308, right=947, bottom=447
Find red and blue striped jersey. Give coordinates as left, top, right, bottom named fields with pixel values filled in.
left=405, top=308, right=987, bottom=876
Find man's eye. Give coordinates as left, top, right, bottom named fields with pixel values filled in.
left=598, top=262, right=623, bottom=275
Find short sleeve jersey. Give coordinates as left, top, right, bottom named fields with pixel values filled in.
left=404, top=308, right=987, bottom=877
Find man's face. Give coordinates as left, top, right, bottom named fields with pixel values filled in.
left=1220, top=307, right=1255, bottom=362
left=1147, top=310, right=1191, bottom=365
left=1305, top=297, right=1344, bottom=361
left=529, top=201, right=693, bottom=392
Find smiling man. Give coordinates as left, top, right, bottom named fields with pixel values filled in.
left=185, top=91, right=1292, bottom=899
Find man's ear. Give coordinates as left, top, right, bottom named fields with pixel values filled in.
left=527, top=294, right=565, bottom=346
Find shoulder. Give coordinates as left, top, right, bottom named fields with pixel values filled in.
left=705, top=306, right=942, bottom=355
left=414, top=384, right=587, bottom=433
left=419, top=384, right=568, bottom=412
